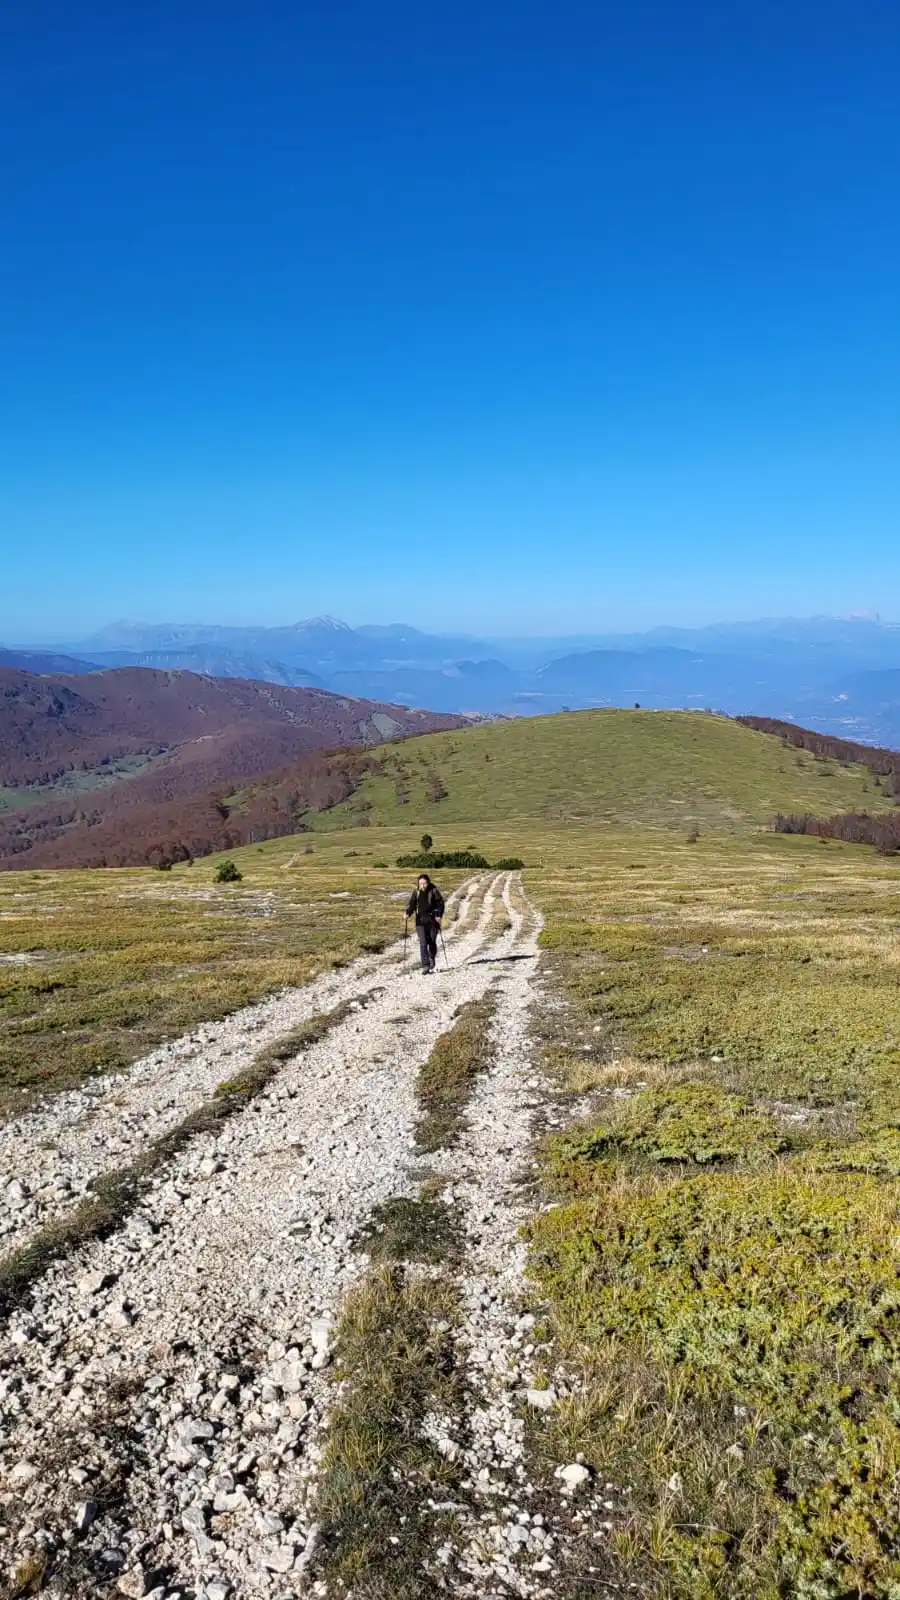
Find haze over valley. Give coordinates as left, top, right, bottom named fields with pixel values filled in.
left=5, top=611, right=900, bottom=744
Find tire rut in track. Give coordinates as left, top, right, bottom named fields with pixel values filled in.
left=309, top=880, right=553, bottom=1598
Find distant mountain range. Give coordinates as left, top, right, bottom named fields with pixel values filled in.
left=5, top=612, right=900, bottom=746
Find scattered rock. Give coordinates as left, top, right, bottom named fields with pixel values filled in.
left=117, top=1570, right=147, bottom=1598
left=526, top=1387, right=556, bottom=1411
left=181, top=1504, right=208, bottom=1538
left=106, top=1299, right=135, bottom=1328
left=78, top=1268, right=116, bottom=1297
left=309, top=1316, right=332, bottom=1354
left=263, top=1544, right=296, bottom=1573
left=74, top=1498, right=99, bottom=1533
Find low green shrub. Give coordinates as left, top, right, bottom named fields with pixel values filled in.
left=396, top=848, right=524, bottom=869
left=809, top=1126, right=900, bottom=1177
left=545, top=1082, right=787, bottom=1193
left=396, top=850, right=489, bottom=869
left=540, top=919, right=660, bottom=955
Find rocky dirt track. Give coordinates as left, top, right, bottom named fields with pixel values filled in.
left=0, top=873, right=601, bottom=1600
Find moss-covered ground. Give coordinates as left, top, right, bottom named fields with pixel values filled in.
left=525, top=826, right=900, bottom=1598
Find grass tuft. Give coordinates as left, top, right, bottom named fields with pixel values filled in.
left=356, top=1194, right=463, bottom=1266
left=415, top=992, right=497, bottom=1151
left=315, top=1263, right=464, bottom=1597
left=4, top=1552, right=48, bottom=1598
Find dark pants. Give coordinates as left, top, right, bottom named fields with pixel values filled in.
left=417, top=919, right=439, bottom=971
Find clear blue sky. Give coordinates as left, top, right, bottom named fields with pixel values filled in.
left=2, top=0, right=899, bottom=641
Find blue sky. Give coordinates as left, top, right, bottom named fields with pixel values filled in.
left=2, top=0, right=899, bottom=641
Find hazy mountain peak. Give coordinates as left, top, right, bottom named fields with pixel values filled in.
left=291, top=615, right=354, bottom=632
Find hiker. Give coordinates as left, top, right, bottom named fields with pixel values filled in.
left=406, top=873, right=445, bottom=973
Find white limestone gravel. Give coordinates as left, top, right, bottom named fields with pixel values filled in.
left=0, top=880, right=478, bottom=1257
left=1, top=869, right=609, bottom=1599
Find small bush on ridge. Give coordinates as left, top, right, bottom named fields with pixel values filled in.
left=214, top=859, right=242, bottom=884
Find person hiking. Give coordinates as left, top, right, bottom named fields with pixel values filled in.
left=406, top=873, right=445, bottom=974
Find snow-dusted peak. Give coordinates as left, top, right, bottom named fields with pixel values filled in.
left=288, top=615, right=354, bottom=633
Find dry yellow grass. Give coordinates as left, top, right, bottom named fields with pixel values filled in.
left=0, top=833, right=476, bottom=1113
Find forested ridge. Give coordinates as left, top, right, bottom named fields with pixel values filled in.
left=739, top=715, right=900, bottom=851
left=0, top=666, right=460, bottom=868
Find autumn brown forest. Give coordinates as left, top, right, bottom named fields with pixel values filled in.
left=0, top=666, right=461, bottom=869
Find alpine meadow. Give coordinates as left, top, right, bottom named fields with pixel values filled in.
left=4, top=707, right=900, bottom=1597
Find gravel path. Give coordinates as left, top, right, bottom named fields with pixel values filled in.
left=0, top=871, right=553, bottom=1598
left=0, top=880, right=482, bottom=1256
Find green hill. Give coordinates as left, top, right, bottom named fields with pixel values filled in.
left=307, top=709, right=889, bottom=834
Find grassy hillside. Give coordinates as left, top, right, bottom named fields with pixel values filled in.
left=4, top=702, right=892, bottom=1118
left=308, top=709, right=891, bottom=834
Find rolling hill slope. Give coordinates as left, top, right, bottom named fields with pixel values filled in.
left=302, top=709, right=893, bottom=834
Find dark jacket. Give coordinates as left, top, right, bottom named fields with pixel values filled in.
left=406, top=883, right=445, bottom=925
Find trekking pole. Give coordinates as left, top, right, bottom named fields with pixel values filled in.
left=403, top=916, right=409, bottom=965
left=439, top=925, right=450, bottom=971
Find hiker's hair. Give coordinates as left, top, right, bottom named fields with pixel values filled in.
left=418, top=872, right=431, bottom=885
